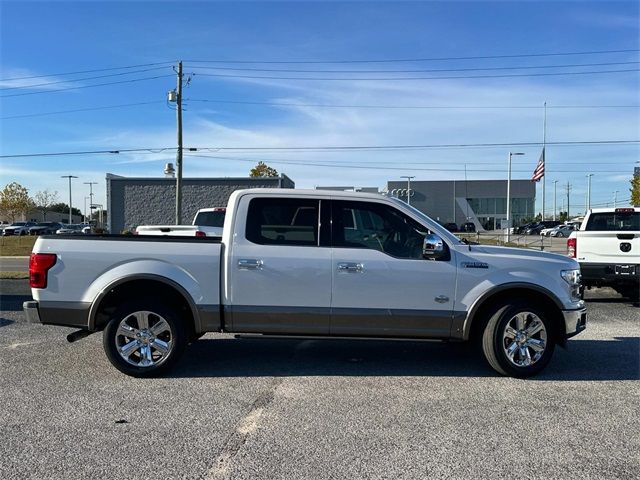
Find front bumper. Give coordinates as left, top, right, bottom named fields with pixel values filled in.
left=23, top=301, right=42, bottom=324
left=563, top=306, right=587, bottom=338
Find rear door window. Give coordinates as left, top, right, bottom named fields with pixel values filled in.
left=246, top=198, right=319, bottom=246
left=585, top=212, right=640, bottom=231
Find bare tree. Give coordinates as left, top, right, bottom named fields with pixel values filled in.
left=34, top=189, right=59, bottom=221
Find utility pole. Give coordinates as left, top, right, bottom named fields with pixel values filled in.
left=84, top=182, right=97, bottom=223
left=566, top=182, right=571, bottom=220
left=61, top=175, right=78, bottom=224
left=586, top=174, right=593, bottom=213
left=174, top=61, right=184, bottom=224
left=614, top=190, right=619, bottom=208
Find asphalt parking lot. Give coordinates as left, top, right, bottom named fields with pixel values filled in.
left=0, top=280, right=638, bottom=479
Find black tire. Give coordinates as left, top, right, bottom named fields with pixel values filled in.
left=103, top=299, right=188, bottom=377
left=615, top=286, right=640, bottom=302
left=556, top=232, right=564, bottom=238
left=481, top=302, right=556, bottom=378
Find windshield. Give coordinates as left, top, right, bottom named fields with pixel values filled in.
left=585, top=212, right=640, bottom=231
left=194, top=211, right=226, bottom=227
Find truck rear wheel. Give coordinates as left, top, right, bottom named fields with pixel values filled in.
left=103, top=300, right=187, bottom=377
left=482, top=302, right=555, bottom=378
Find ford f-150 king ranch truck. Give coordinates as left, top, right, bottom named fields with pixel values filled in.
left=135, top=207, right=226, bottom=237
left=567, top=207, right=639, bottom=301
left=23, top=189, right=586, bottom=378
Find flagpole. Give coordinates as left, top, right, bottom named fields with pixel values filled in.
left=542, top=101, right=547, bottom=219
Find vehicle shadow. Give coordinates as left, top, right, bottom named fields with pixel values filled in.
left=0, top=294, right=31, bottom=312
left=171, top=336, right=639, bottom=381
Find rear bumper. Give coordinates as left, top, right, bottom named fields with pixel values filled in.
left=580, top=262, right=639, bottom=287
left=22, top=300, right=90, bottom=328
left=563, top=306, right=587, bottom=339
left=23, top=301, right=41, bottom=323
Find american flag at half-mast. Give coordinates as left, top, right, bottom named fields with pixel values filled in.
left=531, top=147, right=545, bottom=182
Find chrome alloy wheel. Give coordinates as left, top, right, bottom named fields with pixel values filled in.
left=115, top=311, right=173, bottom=368
left=501, top=312, right=547, bottom=368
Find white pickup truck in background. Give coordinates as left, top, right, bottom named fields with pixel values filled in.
left=24, top=189, right=586, bottom=379
left=568, top=207, right=639, bottom=300
left=135, top=207, right=226, bottom=237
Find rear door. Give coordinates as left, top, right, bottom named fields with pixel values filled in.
left=226, top=196, right=331, bottom=334
left=329, top=200, right=458, bottom=338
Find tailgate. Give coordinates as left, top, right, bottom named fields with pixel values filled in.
left=577, top=231, right=640, bottom=264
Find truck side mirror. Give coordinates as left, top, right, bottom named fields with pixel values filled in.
left=423, top=234, right=446, bottom=260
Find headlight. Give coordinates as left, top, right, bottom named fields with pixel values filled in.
left=561, top=269, right=582, bottom=285
left=561, top=269, right=582, bottom=301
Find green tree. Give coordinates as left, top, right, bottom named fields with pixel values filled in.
left=250, top=161, right=279, bottom=178
left=34, top=189, right=59, bottom=221
left=630, top=173, right=640, bottom=206
left=0, top=182, right=33, bottom=222
left=49, top=202, right=82, bottom=217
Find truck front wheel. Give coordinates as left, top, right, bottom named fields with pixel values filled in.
left=103, top=300, right=188, bottom=377
left=482, top=302, right=555, bottom=378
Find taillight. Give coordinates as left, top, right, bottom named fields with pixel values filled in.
left=195, top=231, right=206, bottom=238
left=567, top=238, right=577, bottom=258
left=29, top=253, right=57, bottom=288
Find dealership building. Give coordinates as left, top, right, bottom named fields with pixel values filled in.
left=106, top=172, right=295, bottom=233
left=386, top=179, right=536, bottom=231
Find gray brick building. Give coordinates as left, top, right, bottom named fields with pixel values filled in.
left=106, top=173, right=295, bottom=233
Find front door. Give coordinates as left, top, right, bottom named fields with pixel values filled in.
left=330, top=200, right=457, bottom=338
left=227, top=196, right=331, bottom=334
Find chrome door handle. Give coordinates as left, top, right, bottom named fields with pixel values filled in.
left=337, top=262, right=363, bottom=273
left=238, top=259, right=263, bottom=270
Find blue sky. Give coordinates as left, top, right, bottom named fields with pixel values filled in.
left=1, top=1, right=638, bottom=217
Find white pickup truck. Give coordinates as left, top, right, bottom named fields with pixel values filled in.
left=135, top=207, right=226, bottom=237
left=568, top=207, right=639, bottom=300
left=24, top=189, right=586, bottom=378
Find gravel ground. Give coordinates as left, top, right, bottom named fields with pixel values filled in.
left=0, top=281, right=637, bottom=479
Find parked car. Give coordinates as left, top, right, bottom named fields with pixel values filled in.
left=29, top=222, right=63, bottom=235
left=56, top=224, right=84, bottom=235
left=549, top=225, right=575, bottom=238
left=443, top=222, right=459, bottom=232
left=460, top=222, right=476, bottom=232
left=2, top=221, right=36, bottom=236
left=0, top=221, right=9, bottom=233
left=24, top=189, right=586, bottom=379
left=526, top=221, right=561, bottom=235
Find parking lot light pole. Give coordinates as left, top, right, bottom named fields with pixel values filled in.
left=553, top=180, right=558, bottom=221
left=586, top=174, right=594, bottom=212
left=61, top=175, right=78, bottom=224
left=507, top=152, right=525, bottom=243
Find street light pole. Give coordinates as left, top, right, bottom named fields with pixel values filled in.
left=400, top=176, right=415, bottom=206
left=61, top=175, right=78, bottom=224
left=83, top=182, right=97, bottom=223
left=553, top=180, right=558, bottom=221
left=507, top=152, right=525, bottom=242
left=586, top=174, right=594, bottom=213
left=614, top=190, right=619, bottom=208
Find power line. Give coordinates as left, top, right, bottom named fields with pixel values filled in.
left=4, top=139, right=635, bottom=159
left=193, top=140, right=640, bottom=152
left=0, top=147, right=176, bottom=159
left=187, top=98, right=639, bottom=110
left=192, top=68, right=640, bottom=82
left=188, top=60, right=640, bottom=74
left=183, top=153, right=634, bottom=173
left=0, top=75, right=174, bottom=98
left=1, top=101, right=165, bottom=120
left=0, top=66, right=171, bottom=91
left=184, top=48, right=640, bottom=64
left=0, top=62, right=174, bottom=82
